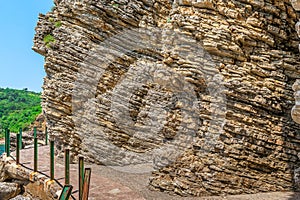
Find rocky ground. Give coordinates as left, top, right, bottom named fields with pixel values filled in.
left=0, top=130, right=47, bottom=200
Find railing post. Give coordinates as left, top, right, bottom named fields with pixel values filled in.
left=19, top=128, right=23, bottom=149
left=65, top=148, right=70, bottom=185
left=34, top=127, right=38, bottom=172
left=5, top=128, right=10, bottom=157
left=16, top=132, right=20, bottom=165
left=45, top=127, right=48, bottom=145
left=50, top=140, right=55, bottom=181
left=4, top=128, right=7, bottom=155
left=82, top=168, right=91, bottom=200
left=59, top=185, right=73, bottom=200
left=79, top=156, right=84, bottom=200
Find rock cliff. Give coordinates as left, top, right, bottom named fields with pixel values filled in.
left=292, top=79, right=300, bottom=123
left=33, top=0, right=300, bottom=196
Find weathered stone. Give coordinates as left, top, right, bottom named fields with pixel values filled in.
left=292, top=79, right=300, bottom=124
left=10, top=195, right=31, bottom=200
left=0, top=156, right=60, bottom=200
left=291, top=0, right=300, bottom=11
left=0, top=182, right=22, bottom=200
left=33, top=0, right=300, bottom=197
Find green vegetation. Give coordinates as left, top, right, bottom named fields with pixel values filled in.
left=54, top=21, right=62, bottom=28
left=48, top=17, right=55, bottom=23
left=0, top=88, right=42, bottom=137
left=48, top=17, right=62, bottom=28
left=112, top=3, right=119, bottom=8
left=43, top=34, right=55, bottom=48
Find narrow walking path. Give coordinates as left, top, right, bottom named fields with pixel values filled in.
left=9, top=144, right=300, bottom=200
left=12, top=145, right=144, bottom=200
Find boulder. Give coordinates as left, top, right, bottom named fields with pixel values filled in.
left=10, top=195, right=31, bottom=200
left=0, top=182, right=21, bottom=200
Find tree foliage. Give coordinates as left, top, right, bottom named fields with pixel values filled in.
left=0, top=88, right=42, bottom=136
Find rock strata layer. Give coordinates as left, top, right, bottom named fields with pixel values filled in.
left=33, top=0, right=300, bottom=196
left=292, top=79, right=300, bottom=124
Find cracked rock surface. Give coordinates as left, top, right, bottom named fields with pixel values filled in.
left=33, top=0, right=300, bottom=196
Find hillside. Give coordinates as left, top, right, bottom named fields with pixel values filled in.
left=0, top=88, right=42, bottom=136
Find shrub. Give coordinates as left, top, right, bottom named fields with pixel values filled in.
left=43, top=34, right=55, bottom=48
left=112, top=3, right=119, bottom=8
left=54, top=21, right=62, bottom=28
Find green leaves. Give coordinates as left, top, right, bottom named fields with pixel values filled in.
left=0, top=88, right=41, bottom=136
left=112, top=3, right=119, bottom=8
left=43, top=34, right=56, bottom=48
left=54, top=21, right=62, bottom=28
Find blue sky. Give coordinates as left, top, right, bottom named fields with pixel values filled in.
left=0, top=0, right=54, bottom=92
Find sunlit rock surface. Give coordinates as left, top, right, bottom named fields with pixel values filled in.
left=292, top=80, right=300, bottom=124
left=33, top=0, right=300, bottom=196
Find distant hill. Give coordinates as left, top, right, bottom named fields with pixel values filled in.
left=0, top=88, right=42, bottom=136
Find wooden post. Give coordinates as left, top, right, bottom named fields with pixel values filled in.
left=79, top=156, right=84, bottom=200
left=82, top=168, right=92, bottom=200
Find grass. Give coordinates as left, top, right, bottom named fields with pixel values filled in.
left=54, top=21, right=62, bottom=28
left=48, top=17, right=55, bottom=23
left=43, top=34, right=56, bottom=48
left=112, top=3, right=119, bottom=8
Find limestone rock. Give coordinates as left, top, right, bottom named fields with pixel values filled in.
left=291, top=0, right=300, bottom=11
left=0, top=157, right=10, bottom=182
left=33, top=0, right=300, bottom=197
left=10, top=195, right=32, bottom=200
left=292, top=80, right=300, bottom=124
left=0, top=182, right=22, bottom=200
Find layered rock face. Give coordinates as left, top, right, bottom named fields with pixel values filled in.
left=292, top=79, right=300, bottom=124
left=291, top=0, right=300, bottom=127
left=33, top=0, right=300, bottom=196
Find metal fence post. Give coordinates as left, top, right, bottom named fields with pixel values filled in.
left=59, top=185, right=73, bottom=200
left=4, top=128, right=7, bottom=155
left=79, top=156, right=84, bottom=200
left=5, top=128, right=10, bottom=157
left=45, top=127, right=48, bottom=145
left=16, top=132, right=20, bottom=164
left=50, top=140, right=55, bottom=181
left=19, top=128, right=23, bottom=149
left=34, top=127, right=38, bottom=172
left=65, top=148, right=70, bottom=185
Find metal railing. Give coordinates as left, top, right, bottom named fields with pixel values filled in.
left=3, top=126, right=91, bottom=200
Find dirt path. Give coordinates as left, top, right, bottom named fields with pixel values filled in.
left=11, top=145, right=300, bottom=200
